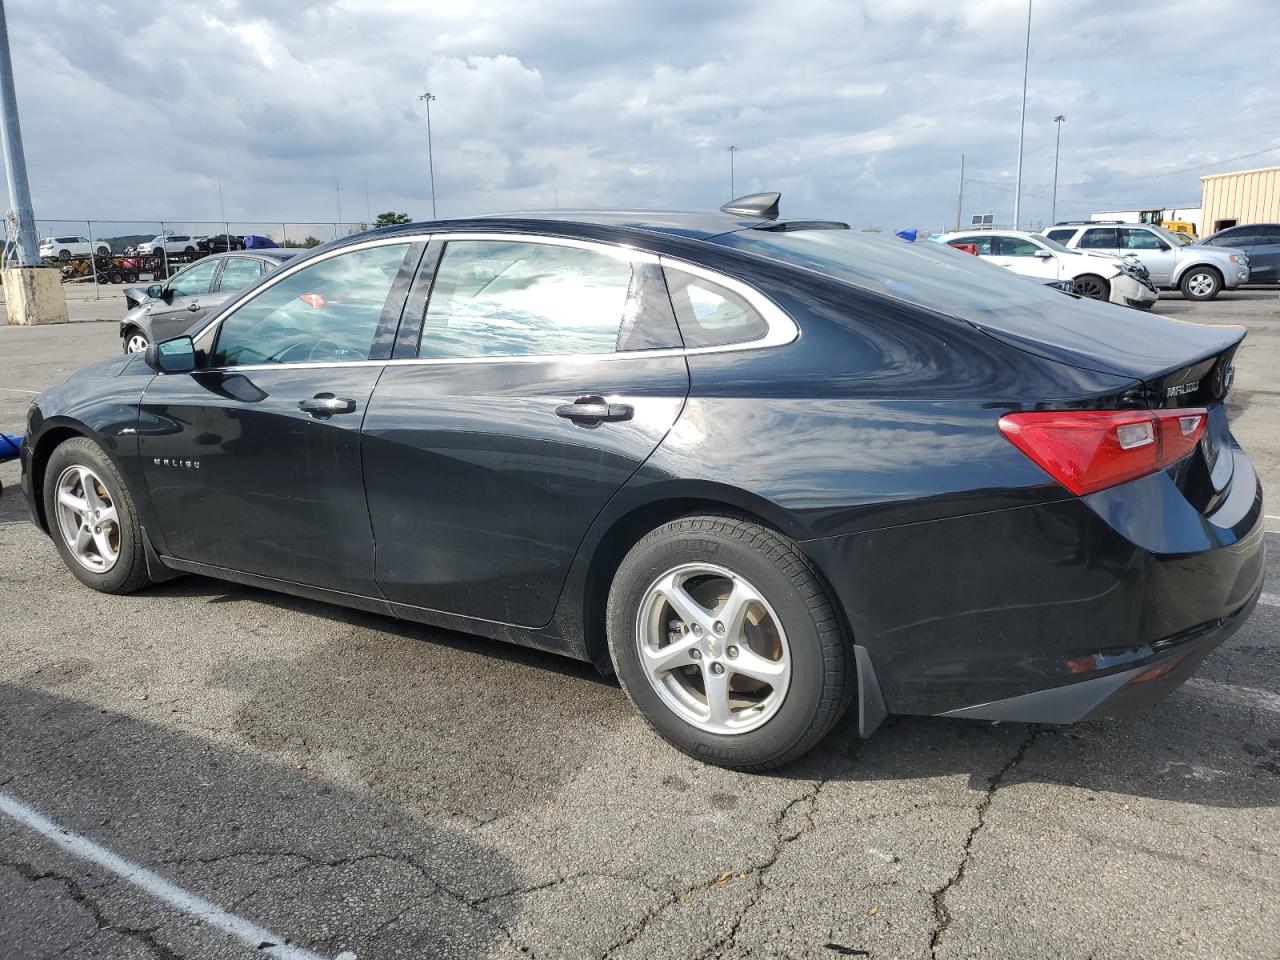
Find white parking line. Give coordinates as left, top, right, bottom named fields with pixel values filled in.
left=1262, top=593, right=1279, bottom=608
left=0, top=386, right=38, bottom=395
left=0, top=792, right=355, bottom=960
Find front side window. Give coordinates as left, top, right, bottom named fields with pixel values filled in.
left=1208, top=230, right=1257, bottom=247
left=217, top=257, right=263, bottom=291
left=1079, top=228, right=1119, bottom=249
left=420, top=240, right=641, bottom=359
left=1119, top=228, right=1166, bottom=250
left=664, top=269, right=769, bottom=348
left=212, top=242, right=410, bottom=367
left=166, top=258, right=220, bottom=298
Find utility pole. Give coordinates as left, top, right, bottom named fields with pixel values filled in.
left=0, top=0, right=39, bottom=266
left=217, top=177, right=229, bottom=251
left=955, top=154, right=965, bottom=231
left=1051, top=114, right=1066, bottom=225
left=1012, top=0, right=1032, bottom=229
left=335, top=180, right=342, bottom=235
left=364, top=172, right=371, bottom=226
left=728, top=145, right=738, bottom=198
left=419, top=92, right=438, bottom=219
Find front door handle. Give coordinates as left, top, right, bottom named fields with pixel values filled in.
left=555, top=398, right=634, bottom=424
left=299, top=393, right=358, bottom=418
left=186, top=300, right=201, bottom=312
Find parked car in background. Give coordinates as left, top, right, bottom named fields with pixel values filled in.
left=937, top=229, right=1157, bottom=309
left=22, top=197, right=1263, bottom=770
left=38, top=236, right=110, bottom=260
left=119, top=249, right=297, bottom=353
left=136, top=235, right=197, bottom=257
left=1041, top=222, right=1248, bottom=300
left=198, top=233, right=246, bottom=254
left=1195, top=224, right=1280, bottom=285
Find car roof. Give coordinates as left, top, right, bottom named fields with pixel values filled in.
left=351, top=209, right=849, bottom=244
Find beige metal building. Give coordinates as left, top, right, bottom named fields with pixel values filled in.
left=1201, top=164, right=1280, bottom=233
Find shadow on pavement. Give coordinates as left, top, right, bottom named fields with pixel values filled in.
left=0, top=683, right=524, bottom=960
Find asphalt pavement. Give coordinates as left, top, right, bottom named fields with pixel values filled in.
left=1, top=289, right=1278, bottom=959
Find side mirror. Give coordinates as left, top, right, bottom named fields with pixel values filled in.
left=144, top=336, right=196, bottom=374
left=145, top=282, right=165, bottom=300
left=1033, top=249, right=1054, bottom=259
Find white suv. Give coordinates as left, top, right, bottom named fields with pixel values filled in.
left=136, top=235, right=198, bottom=257
left=38, top=236, right=110, bottom=260
left=1041, top=222, right=1249, bottom=301
left=937, top=229, right=1158, bottom=310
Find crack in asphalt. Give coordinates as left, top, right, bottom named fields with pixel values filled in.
left=2, top=857, right=184, bottom=960
left=927, top=727, right=1044, bottom=958
left=596, top=743, right=865, bottom=960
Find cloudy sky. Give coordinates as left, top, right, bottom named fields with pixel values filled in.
left=10, top=0, right=1280, bottom=236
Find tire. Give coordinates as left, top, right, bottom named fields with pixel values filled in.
left=184, top=246, right=195, bottom=254
left=42, top=437, right=152, bottom=595
left=1180, top=266, right=1222, bottom=301
left=96, top=245, right=110, bottom=256
left=1072, top=273, right=1110, bottom=300
left=606, top=515, right=851, bottom=771
left=123, top=327, right=149, bottom=354
left=58, top=249, right=71, bottom=261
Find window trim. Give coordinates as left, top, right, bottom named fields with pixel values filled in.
left=395, top=232, right=796, bottom=366
left=190, top=231, right=798, bottom=371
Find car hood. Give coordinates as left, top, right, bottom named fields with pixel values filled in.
left=1175, top=245, right=1239, bottom=265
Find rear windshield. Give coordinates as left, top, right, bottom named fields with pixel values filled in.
left=713, top=229, right=1067, bottom=318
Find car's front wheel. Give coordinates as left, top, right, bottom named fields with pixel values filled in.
left=1180, top=266, right=1222, bottom=301
left=607, top=515, right=851, bottom=771
left=42, top=437, right=152, bottom=594
left=123, top=328, right=149, bottom=353
left=1072, top=273, right=1110, bottom=300
left=57, top=249, right=71, bottom=261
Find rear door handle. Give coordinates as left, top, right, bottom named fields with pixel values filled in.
left=299, top=393, right=357, bottom=417
left=555, top=398, right=633, bottom=423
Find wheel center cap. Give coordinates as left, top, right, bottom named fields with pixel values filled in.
left=705, top=639, right=718, bottom=658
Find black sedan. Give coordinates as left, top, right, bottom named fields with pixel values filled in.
left=18, top=195, right=1265, bottom=770
left=197, top=232, right=246, bottom=254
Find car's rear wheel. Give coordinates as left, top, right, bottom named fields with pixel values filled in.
left=123, top=327, right=149, bottom=353
left=42, top=437, right=152, bottom=594
left=57, top=249, right=71, bottom=261
left=95, top=245, right=110, bottom=256
left=606, top=515, right=851, bottom=771
left=184, top=246, right=195, bottom=254
left=1072, top=273, right=1110, bottom=300
left=1180, top=266, right=1222, bottom=301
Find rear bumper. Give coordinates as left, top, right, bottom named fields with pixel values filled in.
left=935, top=590, right=1258, bottom=723
left=803, top=440, right=1266, bottom=724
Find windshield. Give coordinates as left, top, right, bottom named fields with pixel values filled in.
left=713, top=228, right=1070, bottom=317
left=1035, top=235, right=1076, bottom=255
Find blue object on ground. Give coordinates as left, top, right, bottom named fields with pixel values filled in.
left=896, top=228, right=919, bottom=242
left=0, top=433, right=22, bottom=463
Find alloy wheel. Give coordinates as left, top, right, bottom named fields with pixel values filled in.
left=1186, top=272, right=1215, bottom=298
left=1072, top=276, right=1107, bottom=299
left=635, top=562, right=791, bottom=734
left=125, top=332, right=149, bottom=353
left=53, top=464, right=121, bottom=573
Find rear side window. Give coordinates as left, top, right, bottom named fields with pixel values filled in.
left=55, top=236, right=79, bottom=243
left=949, top=235, right=992, bottom=254
left=1079, top=228, right=1119, bottom=248
left=217, top=257, right=263, bottom=291
left=420, top=239, right=677, bottom=359
left=664, top=269, right=768, bottom=348
left=1044, top=229, right=1076, bottom=244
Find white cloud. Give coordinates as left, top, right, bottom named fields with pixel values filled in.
left=7, top=0, right=1280, bottom=235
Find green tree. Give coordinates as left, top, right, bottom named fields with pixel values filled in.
left=374, top=211, right=412, bottom=226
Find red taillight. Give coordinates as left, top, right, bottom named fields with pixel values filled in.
left=998, top=408, right=1207, bottom=496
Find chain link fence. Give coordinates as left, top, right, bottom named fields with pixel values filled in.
left=26, top=219, right=377, bottom=297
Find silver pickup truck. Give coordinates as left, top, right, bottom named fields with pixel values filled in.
left=1042, top=221, right=1249, bottom=301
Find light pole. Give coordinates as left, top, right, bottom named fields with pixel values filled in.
left=0, top=0, right=39, bottom=266
left=419, top=92, right=438, bottom=219
left=728, top=145, right=738, bottom=198
left=1051, top=114, right=1066, bottom=225
left=1012, top=0, right=1032, bottom=229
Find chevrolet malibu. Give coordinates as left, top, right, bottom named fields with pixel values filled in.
left=19, top=195, right=1265, bottom=770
